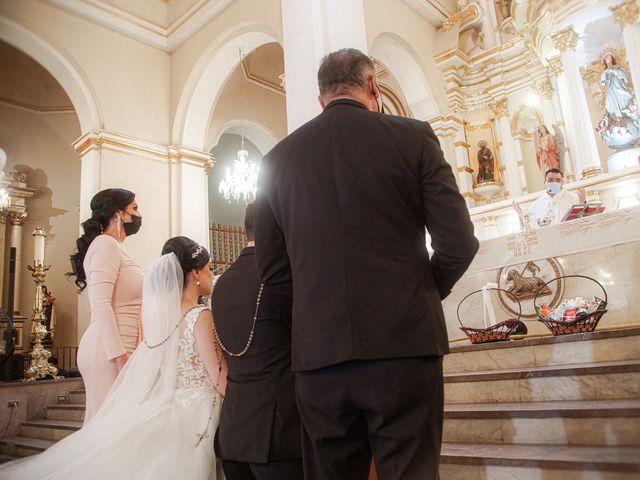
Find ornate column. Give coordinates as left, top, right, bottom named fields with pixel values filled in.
left=489, top=98, right=525, bottom=198
left=550, top=27, right=602, bottom=178
left=7, top=210, right=27, bottom=315
left=611, top=0, right=640, bottom=98
left=281, top=0, right=368, bottom=132
left=430, top=115, right=476, bottom=208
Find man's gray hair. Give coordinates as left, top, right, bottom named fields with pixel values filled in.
left=317, top=48, right=376, bottom=97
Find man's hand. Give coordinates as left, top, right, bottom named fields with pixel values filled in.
left=577, top=186, right=586, bottom=204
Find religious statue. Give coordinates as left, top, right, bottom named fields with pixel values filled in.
left=535, top=124, right=560, bottom=172
left=596, top=52, right=640, bottom=150
left=476, top=141, right=495, bottom=183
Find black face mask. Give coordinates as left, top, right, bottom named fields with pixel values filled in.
left=122, top=212, right=142, bottom=236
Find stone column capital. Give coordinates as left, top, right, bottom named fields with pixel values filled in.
left=611, top=1, right=639, bottom=29
left=0, top=213, right=6, bottom=225
left=551, top=26, right=579, bottom=53
left=7, top=210, right=27, bottom=226
left=489, top=98, right=509, bottom=117
left=547, top=56, right=564, bottom=76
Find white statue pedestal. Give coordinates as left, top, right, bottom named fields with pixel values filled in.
left=607, top=147, right=640, bottom=173
left=474, top=182, right=504, bottom=201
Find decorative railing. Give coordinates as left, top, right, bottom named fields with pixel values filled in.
left=50, top=346, right=78, bottom=372
left=210, top=223, right=247, bottom=275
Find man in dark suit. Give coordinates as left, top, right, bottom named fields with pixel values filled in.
left=254, top=48, right=479, bottom=480
left=212, top=203, right=303, bottom=480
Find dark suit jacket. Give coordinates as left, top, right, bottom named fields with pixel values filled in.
left=212, top=247, right=301, bottom=463
left=255, top=99, right=479, bottom=372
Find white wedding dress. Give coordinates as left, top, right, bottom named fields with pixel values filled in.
left=0, top=254, right=222, bottom=480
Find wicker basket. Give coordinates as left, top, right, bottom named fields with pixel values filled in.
left=533, top=274, right=608, bottom=336
left=457, top=288, right=527, bottom=344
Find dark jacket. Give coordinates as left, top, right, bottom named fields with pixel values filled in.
left=212, top=247, right=301, bottom=463
left=255, top=99, right=479, bottom=372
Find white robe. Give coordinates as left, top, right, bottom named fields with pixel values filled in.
left=526, top=188, right=580, bottom=228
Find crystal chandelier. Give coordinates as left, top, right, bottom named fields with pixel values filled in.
left=218, top=136, right=258, bottom=203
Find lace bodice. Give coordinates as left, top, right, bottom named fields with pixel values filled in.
left=176, top=306, right=215, bottom=400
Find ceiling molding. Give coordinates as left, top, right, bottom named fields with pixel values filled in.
left=45, top=0, right=235, bottom=52
left=0, top=97, right=75, bottom=114
left=240, top=57, right=285, bottom=96
left=403, top=0, right=454, bottom=26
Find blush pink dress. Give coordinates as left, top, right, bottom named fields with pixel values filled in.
left=77, top=235, right=144, bottom=423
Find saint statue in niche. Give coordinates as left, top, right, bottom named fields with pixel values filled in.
left=595, top=52, right=640, bottom=150
left=476, top=141, right=495, bottom=183
left=535, top=124, right=560, bottom=172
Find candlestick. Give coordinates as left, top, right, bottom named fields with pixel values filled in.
left=25, top=261, right=57, bottom=380
left=33, top=227, right=45, bottom=265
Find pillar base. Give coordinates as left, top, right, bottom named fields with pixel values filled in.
left=607, top=147, right=640, bottom=173
left=474, top=181, right=504, bottom=201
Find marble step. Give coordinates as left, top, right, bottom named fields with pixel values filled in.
left=440, top=443, right=640, bottom=479
left=443, top=399, right=640, bottom=446
left=445, top=359, right=640, bottom=404
left=445, top=327, right=640, bottom=374
left=21, top=419, right=82, bottom=441
left=46, top=404, right=85, bottom=422
left=68, top=389, right=86, bottom=404
left=0, top=436, right=54, bottom=458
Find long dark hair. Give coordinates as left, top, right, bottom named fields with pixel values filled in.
left=161, top=236, right=210, bottom=283
left=68, top=188, right=135, bottom=292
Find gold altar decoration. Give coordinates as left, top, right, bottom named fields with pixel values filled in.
left=610, top=0, right=639, bottom=29
left=210, top=223, right=247, bottom=275
left=551, top=26, right=579, bottom=53
left=533, top=78, right=554, bottom=101
left=25, top=227, right=57, bottom=380
left=497, top=258, right=563, bottom=319
left=488, top=98, right=508, bottom=118
left=547, top=56, right=563, bottom=77
left=442, top=1, right=481, bottom=32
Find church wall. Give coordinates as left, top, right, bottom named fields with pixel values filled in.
left=0, top=104, right=81, bottom=348
left=0, top=0, right=172, bottom=145
left=205, top=68, right=286, bottom=152
left=169, top=0, right=283, bottom=139
left=363, top=0, right=448, bottom=117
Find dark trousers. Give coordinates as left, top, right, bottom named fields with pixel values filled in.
left=221, top=458, right=304, bottom=480
left=295, top=356, right=444, bottom=480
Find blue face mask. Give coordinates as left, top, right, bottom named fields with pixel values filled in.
left=546, top=182, right=561, bottom=195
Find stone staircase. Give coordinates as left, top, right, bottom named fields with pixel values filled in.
left=2, top=329, right=640, bottom=479
left=0, top=389, right=84, bottom=460
left=439, top=327, right=640, bottom=479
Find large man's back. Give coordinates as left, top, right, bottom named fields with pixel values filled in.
left=256, top=99, right=478, bottom=372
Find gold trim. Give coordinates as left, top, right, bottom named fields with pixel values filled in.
left=455, top=141, right=471, bottom=148
left=551, top=26, right=579, bottom=53
left=581, top=167, right=603, bottom=179
left=517, top=160, right=524, bottom=166
left=457, top=166, right=474, bottom=174
left=610, top=0, right=639, bottom=29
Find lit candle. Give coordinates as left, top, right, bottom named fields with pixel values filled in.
left=33, top=227, right=46, bottom=265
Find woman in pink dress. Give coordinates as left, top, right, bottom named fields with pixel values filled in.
left=69, top=188, right=144, bottom=423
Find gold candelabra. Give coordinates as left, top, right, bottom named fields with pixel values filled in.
left=25, top=227, right=57, bottom=381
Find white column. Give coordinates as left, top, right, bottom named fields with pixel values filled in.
left=7, top=211, right=27, bottom=315
left=550, top=27, right=602, bottom=178
left=281, top=0, right=368, bottom=133
left=510, top=134, right=529, bottom=194
left=490, top=98, right=524, bottom=198
left=611, top=1, right=640, bottom=98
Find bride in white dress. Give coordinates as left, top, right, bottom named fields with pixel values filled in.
left=0, top=236, right=227, bottom=480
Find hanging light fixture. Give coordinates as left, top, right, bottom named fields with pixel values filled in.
left=218, top=48, right=259, bottom=204
left=218, top=136, right=258, bottom=203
